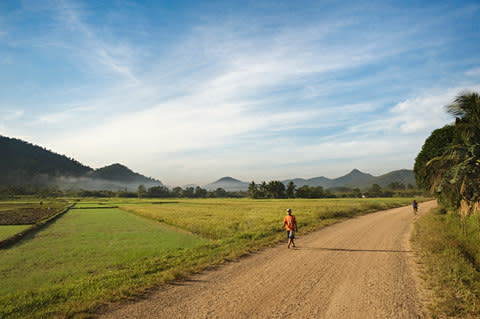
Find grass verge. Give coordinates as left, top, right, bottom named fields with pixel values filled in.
left=411, top=208, right=480, bottom=318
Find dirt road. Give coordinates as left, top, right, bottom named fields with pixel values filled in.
left=100, top=201, right=435, bottom=319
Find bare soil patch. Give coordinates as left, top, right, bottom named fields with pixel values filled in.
left=0, top=203, right=66, bottom=225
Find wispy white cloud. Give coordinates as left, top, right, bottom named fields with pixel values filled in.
left=23, top=0, right=141, bottom=84
left=391, top=85, right=480, bottom=133
left=1, top=109, right=24, bottom=121
left=62, top=10, right=139, bottom=84
left=344, top=85, right=480, bottom=139
left=466, top=67, right=480, bottom=77
left=34, top=106, right=95, bottom=124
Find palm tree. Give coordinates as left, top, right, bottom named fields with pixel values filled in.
left=286, top=181, right=296, bottom=198
left=446, top=91, right=480, bottom=145
left=259, top=181, right=267, bottom=198
left=248, top=181, right=258, bottom=198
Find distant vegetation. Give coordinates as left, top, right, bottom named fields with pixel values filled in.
left=0, top=184, right=248, bottom=199
left=0, top=180, right=422, bottom=200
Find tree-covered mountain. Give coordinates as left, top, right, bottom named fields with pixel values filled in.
left=373, top=169, right=416, bottom=188
left=0, top=135, right=92, bottom=186
left=88, top=163, right=159, bottom=184
left=0, top=135, right=162, bottom=190
left=330, top=169, right=374, bottom=188
left=282, top=170, right=374, bottom=189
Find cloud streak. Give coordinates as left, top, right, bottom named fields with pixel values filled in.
left=52, top=0, right=140, bottom=83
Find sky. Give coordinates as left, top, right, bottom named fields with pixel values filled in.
left=0, top=0, right=479, bottom=187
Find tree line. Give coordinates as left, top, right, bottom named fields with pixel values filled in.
left=0, top=184, right=248, bottom=199
left=136, top=185, right=246, bottom=198
left=248, top=181, right=332, bottom=199
left=0, top=181, right=421, bottom=199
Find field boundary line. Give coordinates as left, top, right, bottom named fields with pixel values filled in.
left=118, top=206, right=201, bottom=237
left=0, top=203, right=75, bottom=249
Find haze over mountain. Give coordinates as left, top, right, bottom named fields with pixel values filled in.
left=0, top=135, right=162, bottom=191
left=283, top=169, right=415, bottom=190
left=2, top=134, right=415, bottom=192
left=204, top=177, right=250, bottom=192
left=206, top=169, right=416, bottom=192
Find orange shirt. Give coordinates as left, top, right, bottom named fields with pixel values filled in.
left=284, top=215, right=296, bottom=231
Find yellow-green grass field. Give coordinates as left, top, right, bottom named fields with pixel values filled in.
left=0, top=197, right=420, bottom=318
left=121, top=198, right=418, bottom=241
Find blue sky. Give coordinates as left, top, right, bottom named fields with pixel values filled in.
left=0, top=0, right=479, bottom=186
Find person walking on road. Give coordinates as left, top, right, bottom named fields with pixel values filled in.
left=412, top=200, right=418, bottom=215
left=283, top=208, right=298, bottom=249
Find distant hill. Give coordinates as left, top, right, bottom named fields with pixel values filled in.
left=330, top=169, right=374, bottom=188
left=0, top=135, right=162, bottom=190
left=205, top=169, right=416, bottom=192
left=372, top=169, right=416, bottom=188
left=287, top=176, right=331, bottom=188
left=283, top=169, right=416, bottom=190
left=88, top=163, right=159, bottom=184
left=283, top=169, right=373, bottom=189
left=204, top=177, right=249, bottom=192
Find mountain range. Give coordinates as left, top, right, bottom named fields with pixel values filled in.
left=1, top=134, right=415, bottom=192
left=205, top=169, right=416, bottom=192
left=282, top=169, right=415, bottom=190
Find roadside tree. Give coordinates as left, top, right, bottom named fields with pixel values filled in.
left=415, top=91, right=480, bottom=215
